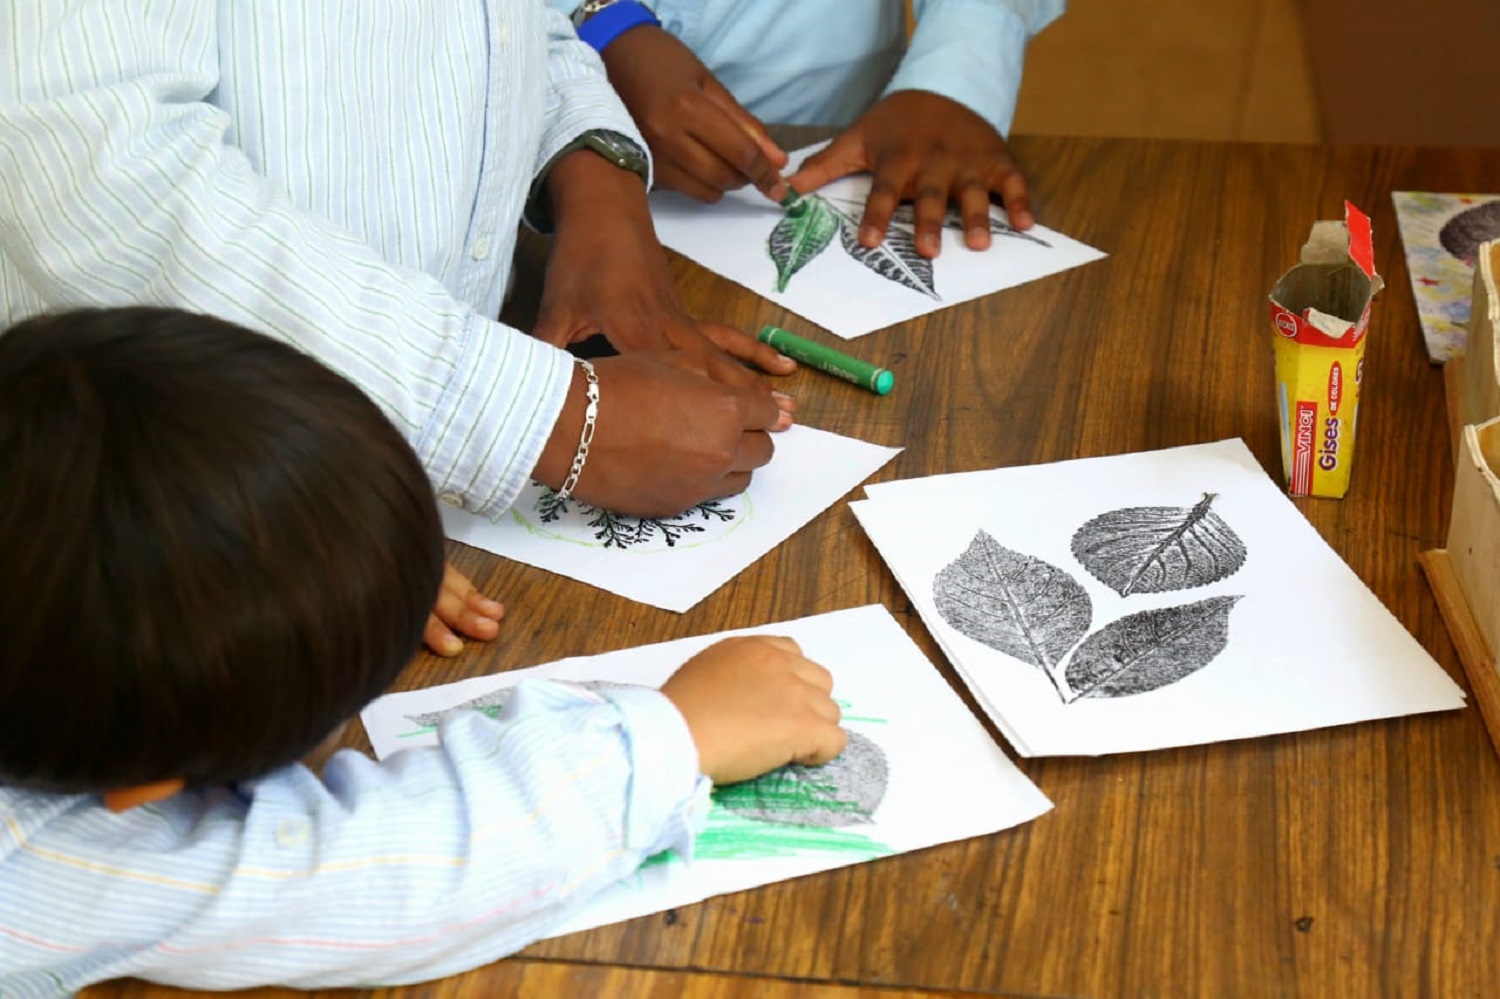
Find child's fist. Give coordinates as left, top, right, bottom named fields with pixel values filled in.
left=660, top=635, right=846, bottom=785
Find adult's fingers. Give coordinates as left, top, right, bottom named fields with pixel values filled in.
left=697, top=321, right=797, bottom=375
left=698, top=341, right=775, bottom=395
left=728, top=425, right=774, bottom=474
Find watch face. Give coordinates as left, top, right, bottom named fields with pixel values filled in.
left=588, top=132, right=648, bottom=177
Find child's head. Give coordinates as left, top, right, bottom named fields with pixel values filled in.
left=0, top=307, right=444, bottom=794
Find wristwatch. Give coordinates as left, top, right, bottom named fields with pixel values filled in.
left=524, top=129, right=651, bottom=231
left=571, top=0, right=619, bottom=28
left=571, top=129, right=649, bottom=183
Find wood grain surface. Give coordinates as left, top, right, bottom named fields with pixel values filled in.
left=87, top=136, right=1500, bottom=998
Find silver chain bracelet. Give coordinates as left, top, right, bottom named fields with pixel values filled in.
left=555, top=358, right=599, bottom=502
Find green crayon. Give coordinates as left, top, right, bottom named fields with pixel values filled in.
left=758, top=326, right=894, bottom=396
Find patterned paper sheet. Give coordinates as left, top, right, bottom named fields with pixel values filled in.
left=1392, top=192, right=1500, bottom=363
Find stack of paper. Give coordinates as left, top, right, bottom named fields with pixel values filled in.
left=361, top=605, right=1052, bottom=941
left=850, top=439, right=1467, bottom=757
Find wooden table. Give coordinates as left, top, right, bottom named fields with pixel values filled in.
left=92, top=136, right=1500, bottom=998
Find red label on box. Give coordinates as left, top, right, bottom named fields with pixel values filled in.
left=1292, top=400, right=1318, bottom=494
left=1328, top=361, right=1343, bottom=416
left=1268, top=302, right=1370, bottom=349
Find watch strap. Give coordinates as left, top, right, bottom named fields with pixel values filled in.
left=524, top=129, right=650, bottom=233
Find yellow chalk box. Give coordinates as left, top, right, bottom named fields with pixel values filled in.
left=1269, top=201, right=1384, bottom=498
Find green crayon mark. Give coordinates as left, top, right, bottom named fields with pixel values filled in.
left=694, top=808, right=890, bottom=861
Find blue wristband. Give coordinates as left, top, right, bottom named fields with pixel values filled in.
left=577, top=1, right=660, bottom=53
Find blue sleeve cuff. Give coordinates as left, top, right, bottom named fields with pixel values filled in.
left=578, top=1, right=661, bottom=53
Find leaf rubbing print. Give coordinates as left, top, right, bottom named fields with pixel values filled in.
left=1070, top=492, right=1246, bottom=597
left=836, top=212, right=939, bottom=300
left=887, top=204, right=1052, bottom=248
left=933, top=530, right=1092, bottom=672
left=714, top=730, right=888, bottom=828
left=1064, top=595, right=1242, bottom=701
left=768, top=194, right=838, bottom=292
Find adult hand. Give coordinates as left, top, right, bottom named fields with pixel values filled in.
left=532, top=350, right=786, bottom=518
left=786, top=90, right=1034, bottom=260
left=534, top=149, right=795, bottom=393
left=661, top=635, right=846, bottom=785
left=422, top=562, right=504, bottom=657
left=601, top=25, right=790, bottom=204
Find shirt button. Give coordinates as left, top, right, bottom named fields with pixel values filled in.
left=439, top=491, right=464, bottom=508
left=472, top=236, right=491, bottom=260
left=275, top=819, right=309, bottom=847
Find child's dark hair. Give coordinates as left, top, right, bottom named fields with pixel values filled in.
left=0, top=308, right=445, bottom=793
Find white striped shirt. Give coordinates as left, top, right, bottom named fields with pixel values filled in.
left=0, top=0, right=650, bottom=518
left=0, top=682, right=711, bottom=995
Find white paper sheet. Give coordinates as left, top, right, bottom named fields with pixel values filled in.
left=650, top=143, right=1107, bottom=339
left=442, top=424, right=899, bottom=612
left=360, top=604, right=1052, bottom=940
left=850, top=439, right=1467, bottom=757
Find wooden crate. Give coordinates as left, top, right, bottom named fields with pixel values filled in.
left=1462, top=241, right=1500, bottom=428
left=1422, top=417, right=1500, bottom=758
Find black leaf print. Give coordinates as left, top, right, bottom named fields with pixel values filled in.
left=885, top=204, right=1052, bottom=247
left=1063, top=595, right=1241, bottom=701
left=767, top=194, right=839, bottom=292
left=933, top=531, right=1092, bottom=674
left=535, top=485, right=739, bottom=550
left=1070, top=493, right=1246, bottom=596
left=714, top=730, right=888, bottom=828
left=835, top=211, right=940, bottom=300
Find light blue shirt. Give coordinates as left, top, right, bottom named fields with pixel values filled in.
left=555, top=0, right=1065, bottom=134
left=0, top=682, right=711, bottom=996
left=0, top=0, right=650, bottom=522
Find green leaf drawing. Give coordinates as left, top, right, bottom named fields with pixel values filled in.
left=932, top=530, right=1092, bottom=673
left=768, top=193, right=838, bottom=292
left=1064, top=595, right=1242, bottom=701
left=835, top=210, right=939, bottom=299
left=1070, top=493, right=1247, bottom=597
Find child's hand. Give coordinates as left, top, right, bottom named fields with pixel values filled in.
left=661, top=635, right=846, bottom=785
left=423, top=562, right=504, bottom=656
left=599, top=25, right=790, bottom=204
